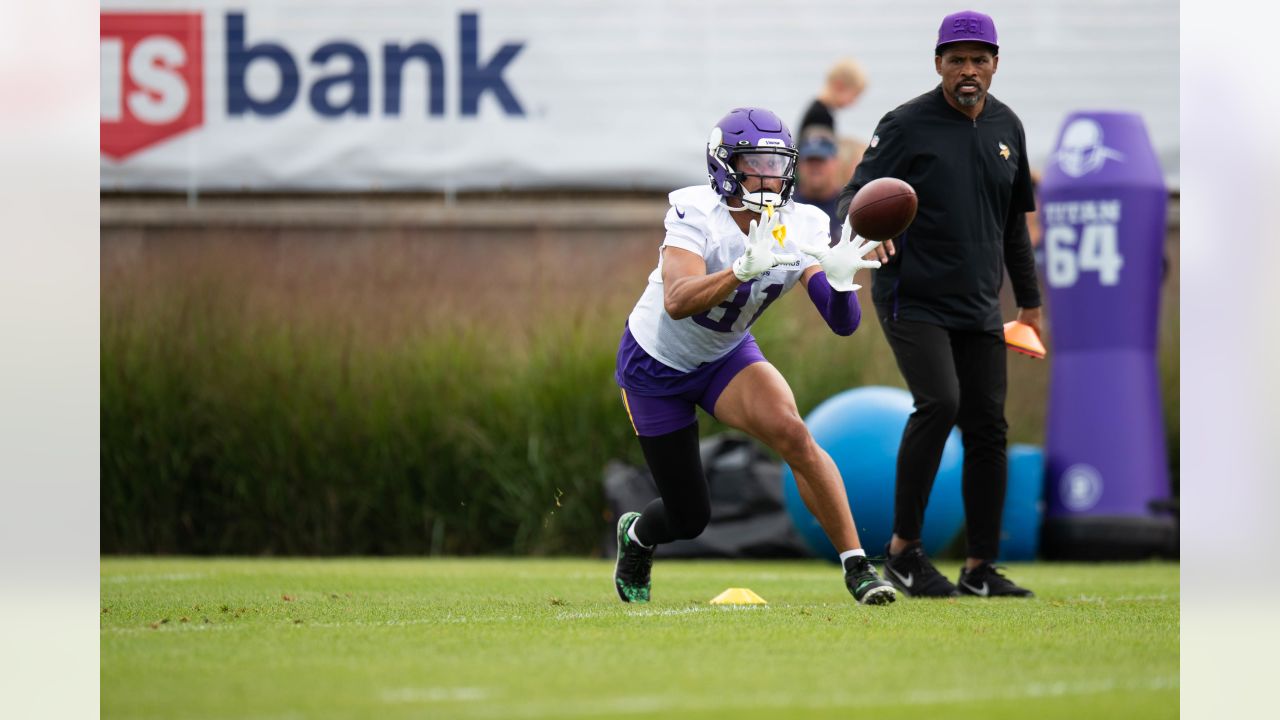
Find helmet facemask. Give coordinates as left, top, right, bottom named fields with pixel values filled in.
left=727, top=148, right=797, bottom=213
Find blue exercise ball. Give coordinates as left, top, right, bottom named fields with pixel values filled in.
left=1000, top=444, right=1045, bottom=561
left=782, top=386, right=965, bottom=561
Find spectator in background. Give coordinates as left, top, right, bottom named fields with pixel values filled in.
left=792, top=127, right=845, bottom=243
left=800, top=58, right=871, bottom=190
left=799, top=57, right=868, bottom=137
left=837, top=10, right=1040, bottom=599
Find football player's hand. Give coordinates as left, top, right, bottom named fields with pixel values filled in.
left=732, top=208, right=798, bottom=281
left=799, top=219, right=882, bottom=292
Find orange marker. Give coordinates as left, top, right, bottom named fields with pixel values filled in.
left=1003, top=321, right=1046, bottom=360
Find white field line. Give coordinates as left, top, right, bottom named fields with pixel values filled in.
left=102, top=622, right=246, bottom=635
left=108, top=710, right=305, bottom=719
left=305, top=614, right=523, bottom=628
left=102, top=604, right=749, bottom=635
left=450, top=675, right=1179, bottom=718
left=103, top=592, right=1174, bottom=635
left=101, top=573, right=206, bottom=584
left=381, top=687, right=490, bottom=703
left=1065, top=593, right=1177, bottom=603
left=552, top=606, right=740, bottom=620
left=102, top=615, right=521, bottom=635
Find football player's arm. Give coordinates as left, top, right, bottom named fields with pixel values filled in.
left=800, top=259, right=862, bottom=338
left=799, top=218, right=888, bottom=335
left=660, top=246, right=742, bottom=320
left=662, top=210, right=794, bottom=320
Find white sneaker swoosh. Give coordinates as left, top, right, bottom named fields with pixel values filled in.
left=962, top=580, right=990, bottom=597
left=887, top=566, right=914, bottom=588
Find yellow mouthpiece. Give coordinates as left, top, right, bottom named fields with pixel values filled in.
left=766, top=203, right=786, bottom=245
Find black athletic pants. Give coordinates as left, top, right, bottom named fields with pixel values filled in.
left=631, top=421, right=712, bottom=547
left=878, top=316, right=1008, bottom=561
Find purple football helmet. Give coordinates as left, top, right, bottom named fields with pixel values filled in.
left=706, top=107, right=799, bottom=212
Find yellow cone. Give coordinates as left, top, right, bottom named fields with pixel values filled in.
left=709, top=588, right=767, bottom=605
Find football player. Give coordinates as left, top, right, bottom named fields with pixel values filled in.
left=613, top=107, right=895, bottom=606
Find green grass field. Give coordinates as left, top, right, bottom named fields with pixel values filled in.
left=101, top=558, right=1178, bottom=719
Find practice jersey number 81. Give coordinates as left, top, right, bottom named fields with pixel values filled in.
left=692, top=280, right=783, bottom=333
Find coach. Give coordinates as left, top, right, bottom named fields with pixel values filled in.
left=836, top=10, right=1041, bottom=598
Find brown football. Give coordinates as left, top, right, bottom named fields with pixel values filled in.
left=849, top=177, right=918, bottom=241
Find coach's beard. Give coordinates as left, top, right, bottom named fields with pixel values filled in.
left=953, top=84, right=984, bottom=108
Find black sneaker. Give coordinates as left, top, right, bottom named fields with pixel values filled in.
left=957, top=562, right=1035, bottom=598
left=614, top=512, right=654, bottom=603
left=843, top=555, right=897, bottom=605
left=881, top=543, right=959, bottom=598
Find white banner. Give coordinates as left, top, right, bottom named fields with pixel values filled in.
left=100, top=0, right=1179, bottom=191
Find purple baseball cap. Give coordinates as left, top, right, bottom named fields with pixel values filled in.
left=936, top=10, right=998, bottom=54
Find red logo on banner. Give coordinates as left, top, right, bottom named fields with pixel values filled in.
left=101, top=13, right=204, bottom=160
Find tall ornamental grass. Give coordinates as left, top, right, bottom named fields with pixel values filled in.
left=101, top=227, right=1177, bottom=554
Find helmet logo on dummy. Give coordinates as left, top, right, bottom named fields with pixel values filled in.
left=1060, top=464, right=1104, bottom=511
left=1055, top=119, right=1125, bottom=178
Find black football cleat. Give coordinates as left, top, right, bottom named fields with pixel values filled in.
left=614, top=512, right=655, bottom=603
left=844, top=555, right=897, bottom=605
left=957, top=562, right=1035, bottom=598
left=881, top=543, right=960, bottom=598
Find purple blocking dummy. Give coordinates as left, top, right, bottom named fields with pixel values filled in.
left=1037, top=112, right=1177, bottom=559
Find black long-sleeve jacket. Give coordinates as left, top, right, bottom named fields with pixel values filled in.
left=838, top=86, right=1041, bottom=332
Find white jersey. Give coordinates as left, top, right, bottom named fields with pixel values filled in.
left=626, top=185, right=831, bottom=372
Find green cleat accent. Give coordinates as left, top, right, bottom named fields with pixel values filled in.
left=844, top=555, right=897, bottom=606
left=614, top=512, right=655, bottom=603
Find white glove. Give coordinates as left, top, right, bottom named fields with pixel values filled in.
left=799, top=219, right=883, bottom=292
left=731, top=207, right=799, bottom=282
